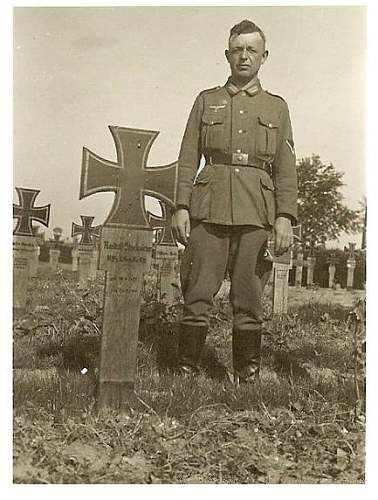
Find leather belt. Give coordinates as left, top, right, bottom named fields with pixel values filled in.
left=205, top=152, right=272, bottom=176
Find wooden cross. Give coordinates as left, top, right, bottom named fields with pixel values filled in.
left=72, top=215, right=101, bottom=245
left=13, top=188, right=50, bottom=236
left=148, top=202, right=178, bottom=305
left=72, top=215, right=101, bottom=286
left=13, top=187, right=51, bottom=315
left=80, top=126, right=177, bottom=412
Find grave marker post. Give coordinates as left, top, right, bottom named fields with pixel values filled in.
left=30, top=243, right=40, bottom=278
left=327, top=253, right=338, bottom=289
left=30, top=225, right=42, bottom=278
left=270, top=225, right=301, bottom=315
left=274, top=225, right=301, bottom=314
left=49, top=228, right=63, bottom=271
left=148, top=203, right=179, bottom=306
left=295, top=245, right=304, bottom=289
left=90, top=244, right=100, bottom=278
left=13, top=188, right=50, bottom=314
left=80, top=126, right=177, bottom=412
left=72, top=215, right=101, bottom=287
left=347, top=243, right=357, bottom=290
left=71, top=237, right=79, bottom=272
left=306, top=248, right=316, bottom=288
left=49, top=248, right=60, bottom=270
left=272, top=250, right=291, bottom=315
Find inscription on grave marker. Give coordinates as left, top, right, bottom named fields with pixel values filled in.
left=270, top=225, right=301, bottom=314
left=98, top=228, right=152, bottom=391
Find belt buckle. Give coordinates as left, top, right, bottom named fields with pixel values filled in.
left=232, top=152, right=249, bottom=166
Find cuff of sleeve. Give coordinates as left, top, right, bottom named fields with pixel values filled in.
left=173, top=204, right=190, bottom=212
left=276, top=212, right=297, bottom=226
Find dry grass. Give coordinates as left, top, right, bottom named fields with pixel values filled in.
left=13, top=271, right=365, bottom=484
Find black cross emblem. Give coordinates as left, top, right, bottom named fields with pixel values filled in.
left=80, top=126, right=177, bottom=229
left=13, top=188, right=50, bottom=236
left=72, top=215, right=101, bottom=245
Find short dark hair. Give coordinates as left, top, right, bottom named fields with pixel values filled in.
left=229, top=19, right=266, bottom=44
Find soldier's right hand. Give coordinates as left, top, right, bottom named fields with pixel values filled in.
left=172, top=208, right=191, bottom=246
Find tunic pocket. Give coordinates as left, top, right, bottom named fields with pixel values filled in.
left=260, top=177, right=275, bottom=226
left=190, top=167, right=213, bottom=220
left=256, top=117, right=279, bottom=159
left=201, top=113, right=225, bottom=151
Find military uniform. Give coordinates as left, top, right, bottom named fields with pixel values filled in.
left=175, top=76, right=298, bottom=379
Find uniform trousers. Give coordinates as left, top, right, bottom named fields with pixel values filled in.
left=180, top=221, right=271, bottom=331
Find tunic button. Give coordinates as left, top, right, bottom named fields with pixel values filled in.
left=238, top=129, right=244, bottom=134
left=235, top=168, right=240, bottom=173
left=241, top=91, right=246, bottom=96
left=268, top=122, right=272, bottom=128
left=236, top=148, right=241, bottom=153
left=239, top=110, right=244, bottom=114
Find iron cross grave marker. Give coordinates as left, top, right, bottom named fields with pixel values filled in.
left=72, top=215, right=101, bottom=286
left=80, top=126, right=177, bottom=412
left=13, top=188, right=51, bottom=314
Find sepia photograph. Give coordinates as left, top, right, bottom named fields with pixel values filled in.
left=7, top=2, right=372, bottom=488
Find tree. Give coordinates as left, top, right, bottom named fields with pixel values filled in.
left=297, top=155, right=362, bottom=248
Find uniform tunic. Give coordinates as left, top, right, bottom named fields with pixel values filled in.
left=177, top=77, right=298, bottom=227
left=177, top=77, right=298, bottom=330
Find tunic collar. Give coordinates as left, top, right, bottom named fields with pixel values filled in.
left=225, top=76, right=262, bottom=97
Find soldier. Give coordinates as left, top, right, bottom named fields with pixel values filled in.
left=172, top=19, right=298, bottom=382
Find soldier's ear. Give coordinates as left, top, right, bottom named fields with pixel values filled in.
left=261, top=49, right=269, bottom=64
left=225, top=49, right=231, bottom=63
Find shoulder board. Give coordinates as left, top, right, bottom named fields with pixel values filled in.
left=199, top=86, right=222, bottom=96
left=265, top=91, right=287, bottom=103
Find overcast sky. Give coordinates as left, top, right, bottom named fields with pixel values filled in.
left=13, top=5, right=366, bottom=247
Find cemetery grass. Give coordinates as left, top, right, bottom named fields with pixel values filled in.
left=13, top=270, right=365, bottom=484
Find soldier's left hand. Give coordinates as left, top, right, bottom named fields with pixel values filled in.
left=274, top=216, right=293, bottom=255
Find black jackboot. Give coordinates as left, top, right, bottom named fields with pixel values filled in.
left=177, top=324, right=208, bottom=375
left=232, top=328, right=262, bottom=383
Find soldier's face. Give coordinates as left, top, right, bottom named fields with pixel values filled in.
left=225, top=32, right=268, bottom=83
